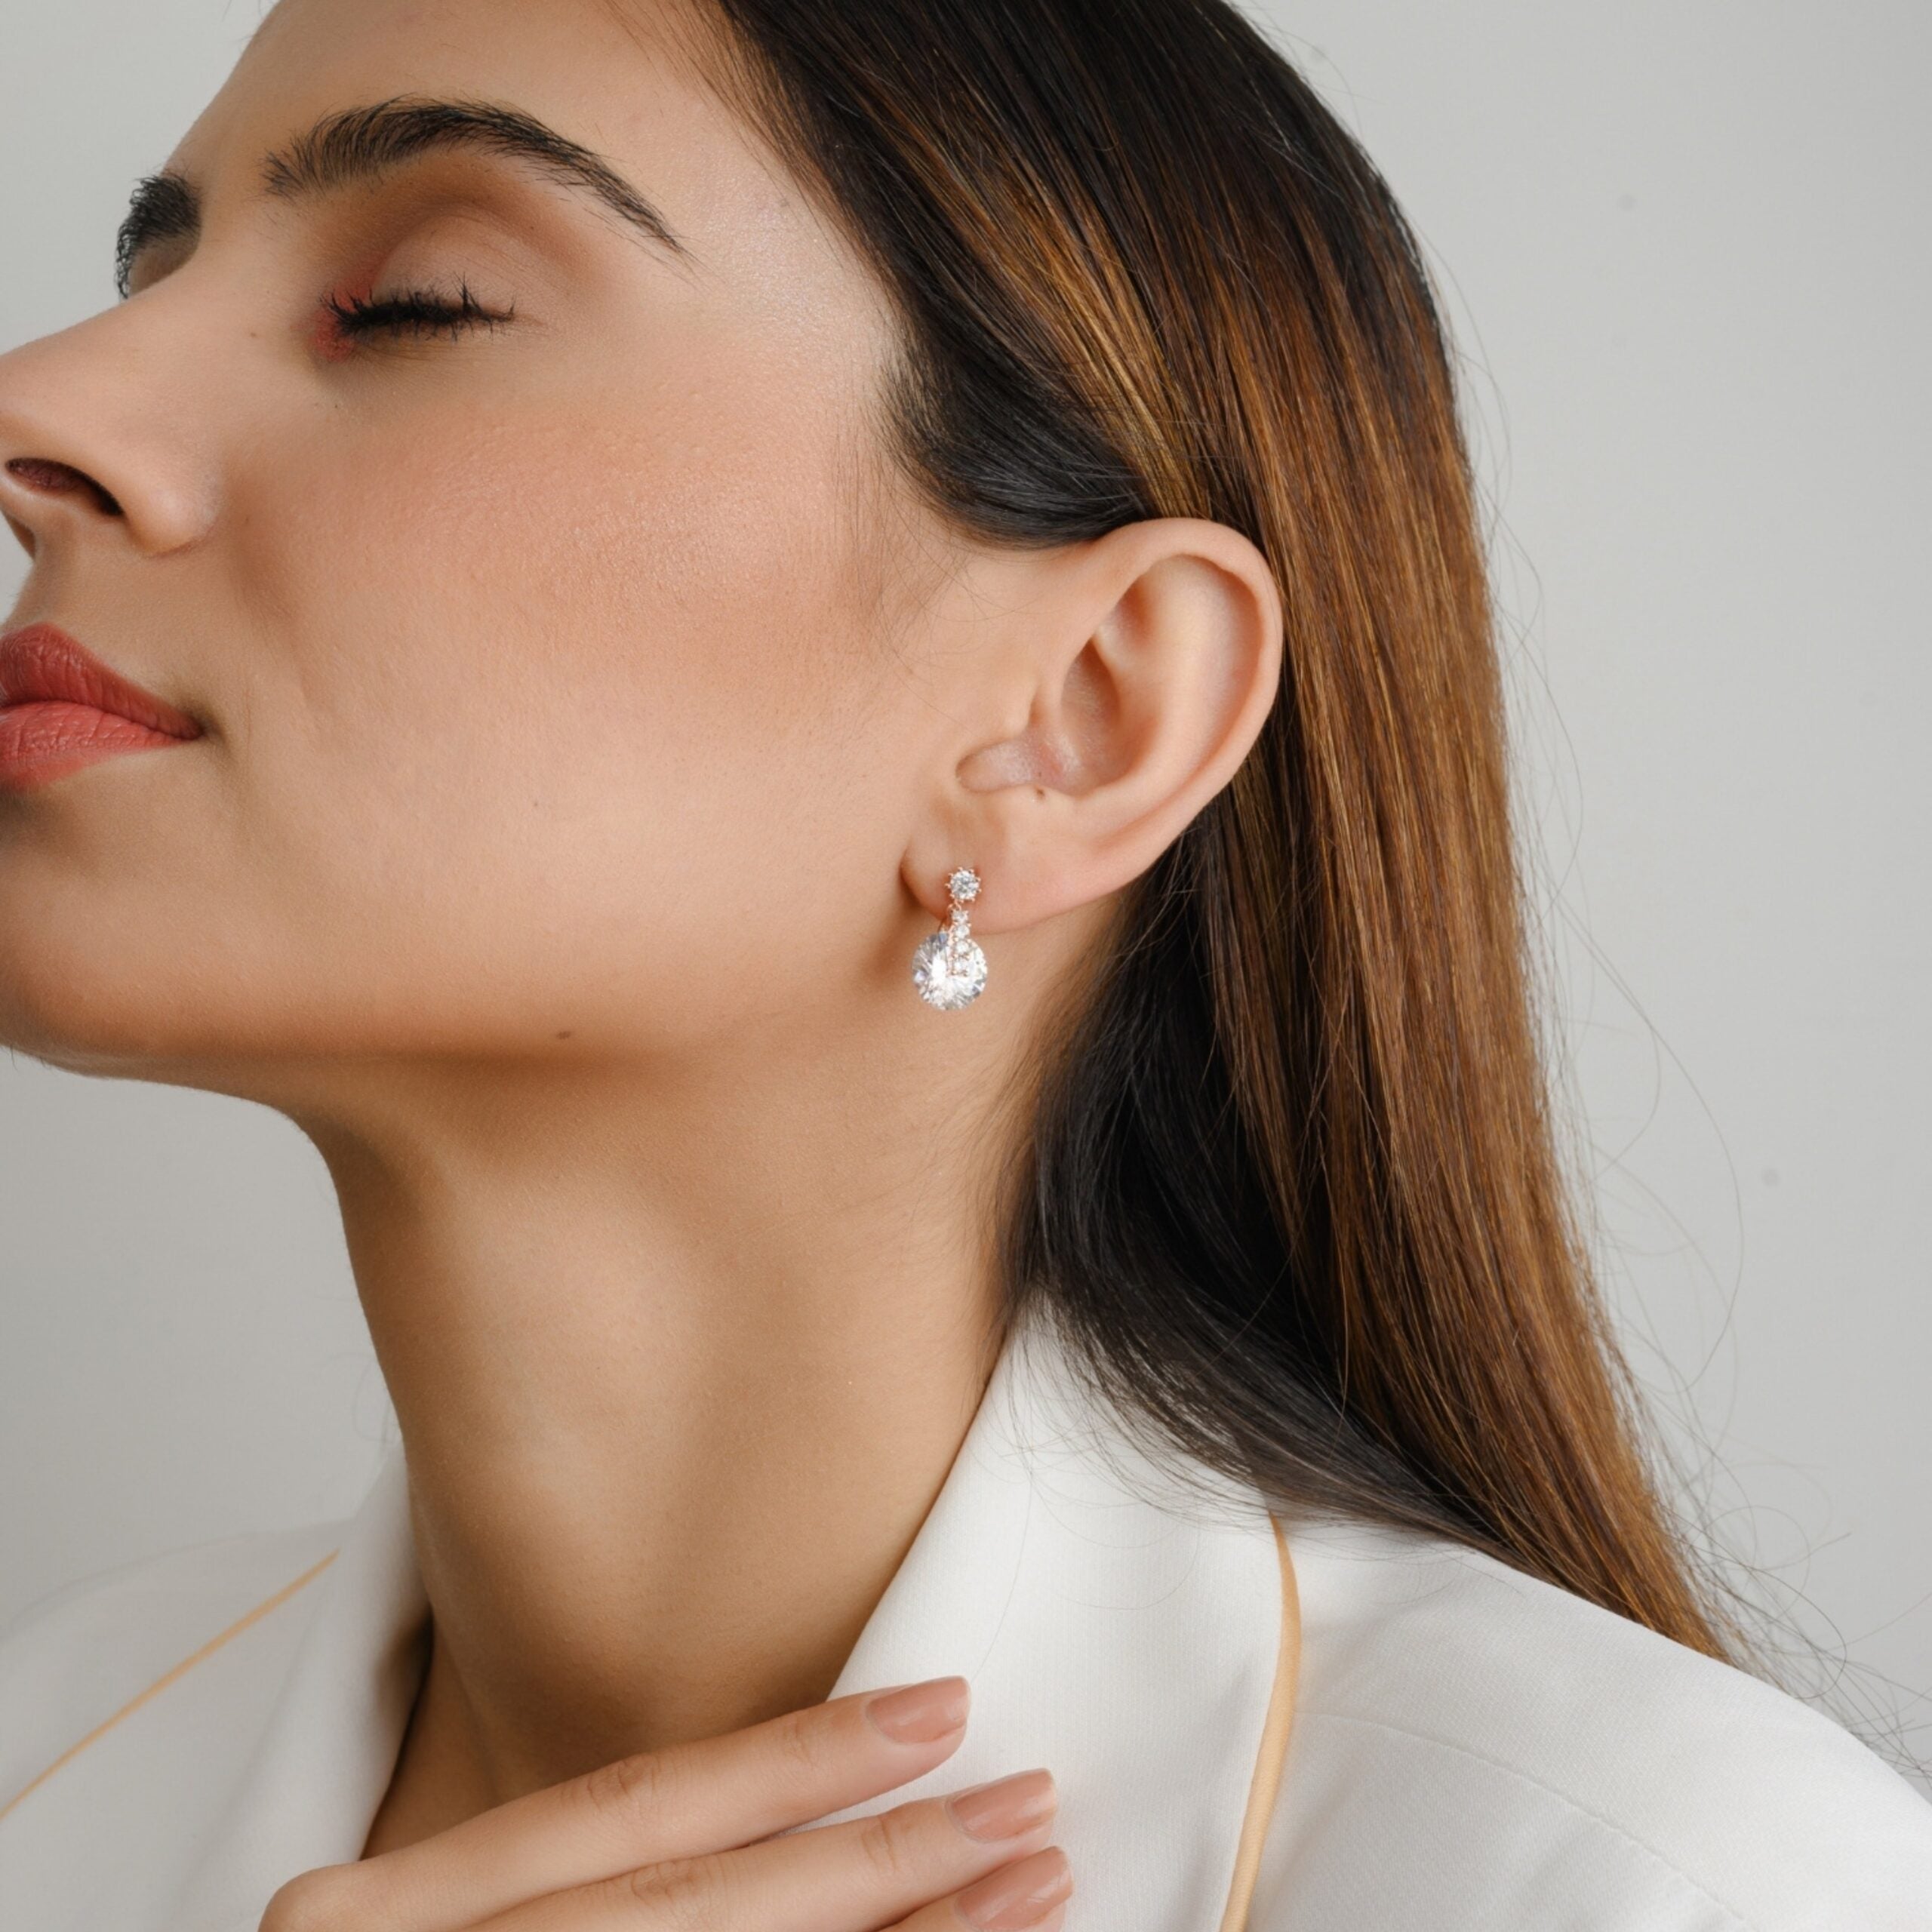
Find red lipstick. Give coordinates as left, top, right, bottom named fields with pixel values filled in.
left=0, top=621, right=203, bottom=792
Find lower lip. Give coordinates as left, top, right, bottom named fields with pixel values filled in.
left=0, top=700, right=199, bottom=792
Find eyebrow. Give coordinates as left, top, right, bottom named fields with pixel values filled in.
left=113, top=94, right=687, bottom=298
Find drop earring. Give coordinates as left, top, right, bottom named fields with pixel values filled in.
left=912, top=867, right=988, bottom=1010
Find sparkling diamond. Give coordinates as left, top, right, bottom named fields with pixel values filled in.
left=947, top=868, right=980, bottom=904
left=912, top=930, right=987, bottom=1010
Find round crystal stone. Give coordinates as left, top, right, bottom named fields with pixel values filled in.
left=947, top=867, right=981, bottom=904
left=912, top=931, right=988, bottom=1010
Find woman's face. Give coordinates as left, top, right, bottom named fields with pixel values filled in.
left=0, top=0, right=1002, bottom=1086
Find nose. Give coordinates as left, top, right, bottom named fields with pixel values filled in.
left=1, top=457, right=125, bottom=554
left=0, top=306, right=217, bottom=564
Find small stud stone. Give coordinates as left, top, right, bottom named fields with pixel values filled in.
left=947, top=868, right=980, bottom=904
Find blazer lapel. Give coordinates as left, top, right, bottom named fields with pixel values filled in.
left=812, top=1307, right=1300, bottom=1932
left=159, top=1444, right=429, bottom=1932
left=163, top=1305, right=1297, bottom=1932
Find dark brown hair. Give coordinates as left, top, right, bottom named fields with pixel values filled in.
left=685, top=0, right=1736, bottom=1657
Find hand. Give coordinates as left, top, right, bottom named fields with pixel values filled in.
left=259, top=1673, right=1072, bottom=1932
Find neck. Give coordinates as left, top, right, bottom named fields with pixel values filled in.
left=288, top=1004, right=1038, bottom=1847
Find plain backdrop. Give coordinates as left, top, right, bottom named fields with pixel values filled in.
left=2, top=0, right=1927, bottom=1785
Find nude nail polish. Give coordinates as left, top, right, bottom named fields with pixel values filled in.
left=958, top=1846, right=1073, bottom=1930
left=946, top=1767, right=1057, bottom=1841
left=864, top=1675, right=971, bottom=1743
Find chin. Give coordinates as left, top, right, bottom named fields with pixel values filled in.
left=0, top=925, right=238, bottom=1076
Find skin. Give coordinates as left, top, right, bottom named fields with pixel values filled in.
left=0, top=0, right=1283, bottom=1912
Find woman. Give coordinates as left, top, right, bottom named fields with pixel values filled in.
left=0, top=0, right=1927, bottom=1927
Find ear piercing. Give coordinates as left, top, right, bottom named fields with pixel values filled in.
left=912, top=867, right=987, bottom=1010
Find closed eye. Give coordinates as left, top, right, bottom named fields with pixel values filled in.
left=321, top=278, right=515, bottom=343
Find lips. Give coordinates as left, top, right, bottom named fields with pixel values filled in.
left=0, top=621, right=202, bottom=739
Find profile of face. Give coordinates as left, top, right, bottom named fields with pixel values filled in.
left=0, top=0, right=1279, bottom=1126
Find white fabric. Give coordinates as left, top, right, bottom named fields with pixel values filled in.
left=3, top=1305, right=1929, bottom=1930
left=1257, top=1521, right=1932, bottom=1928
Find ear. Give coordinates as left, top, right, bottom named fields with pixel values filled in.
left=902, top=517, right=1283, bottom=931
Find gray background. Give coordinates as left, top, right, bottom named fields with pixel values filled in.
left=2, top=1, right=1927, bottom=1780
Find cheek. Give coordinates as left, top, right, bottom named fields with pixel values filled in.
left=180, top=373, right=905, bottom=1052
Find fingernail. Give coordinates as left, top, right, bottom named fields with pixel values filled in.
left=864, top=1675, right=971, bottom=1743
left=946, top=1767, right=1057, bottom=1842
left=958, top=1845, right=1073, bottom=1930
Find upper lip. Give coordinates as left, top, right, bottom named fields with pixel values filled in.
left=0, top=621, right=202, bottom=738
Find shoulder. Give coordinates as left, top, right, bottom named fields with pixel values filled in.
left=1250, top=1515, right=1932, bottom=1932
left=0, top=1517, right=344, bottom=1819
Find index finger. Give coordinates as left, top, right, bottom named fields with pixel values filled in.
left=265, top=1675, right=971, bottom=1932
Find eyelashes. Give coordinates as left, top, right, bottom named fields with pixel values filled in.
left=321, top=276, right=515, bottom=344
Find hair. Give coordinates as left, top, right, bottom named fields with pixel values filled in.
left=681, top=0, right=1739, bottom=1658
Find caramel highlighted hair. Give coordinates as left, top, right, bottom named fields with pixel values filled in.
left=691, top=0, right=1733, bottom=1655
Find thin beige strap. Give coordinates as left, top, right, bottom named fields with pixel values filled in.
left=1217, top=1515, right=1303, bottom=1932
left=0, top=1547, right=340, bottom=1825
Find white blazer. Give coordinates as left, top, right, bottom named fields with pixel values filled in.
left=4, top=1306, right=1930, bottom=1931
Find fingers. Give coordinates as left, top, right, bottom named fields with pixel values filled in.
left=892, top=1846, right=1072, bottom=1932
left=260, top=1675, right=976, bottom=1932
left=469, top=1765, right=1064, bottom=1931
